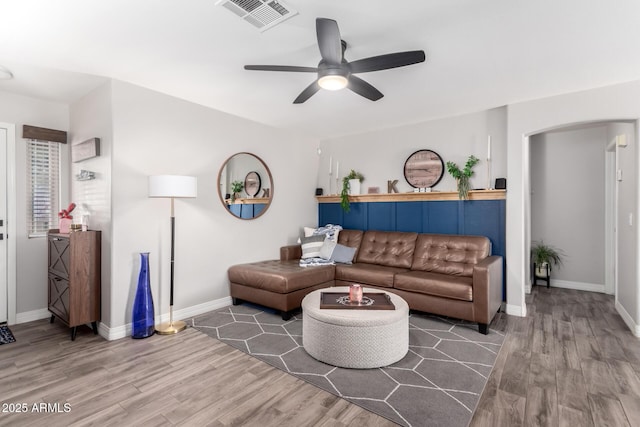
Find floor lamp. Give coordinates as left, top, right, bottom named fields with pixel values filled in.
left=148, top=175, right=197, bottom=334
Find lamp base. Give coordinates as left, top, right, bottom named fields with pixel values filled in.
left=155, top=320, right=187, bottom=335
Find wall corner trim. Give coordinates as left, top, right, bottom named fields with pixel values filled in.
left=615, top=300, right=640, bottom=337
left=505, top=303, right=527, bottom=317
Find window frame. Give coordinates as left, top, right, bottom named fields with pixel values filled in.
left=26, top=139, right=61, bottom=238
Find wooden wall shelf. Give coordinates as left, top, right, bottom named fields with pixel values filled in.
left=225, top=197, right=270, bottom=205
left=316, top=189, right=505, bottom=203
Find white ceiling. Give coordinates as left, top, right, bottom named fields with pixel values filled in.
left=1, top=0, right=640, bottom=140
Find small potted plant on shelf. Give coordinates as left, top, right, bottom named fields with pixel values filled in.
left=340, top=170, right=364, bottom=213
left=531, top=240, right=565, bottom=278
left=446, top=155, right=479, bottom=200
left=230, top=180, right=244, bottom=202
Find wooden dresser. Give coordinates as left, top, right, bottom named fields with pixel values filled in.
left=47, top=230, right=101, bottom=340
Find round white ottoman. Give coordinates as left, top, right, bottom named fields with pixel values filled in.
left=302, top=286, right=409, bottom=369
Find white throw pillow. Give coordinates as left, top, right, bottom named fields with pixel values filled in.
left=319, top=239, right=337, bottom=260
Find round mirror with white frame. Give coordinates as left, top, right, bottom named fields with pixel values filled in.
left=217, top=152, right=273, bottom=220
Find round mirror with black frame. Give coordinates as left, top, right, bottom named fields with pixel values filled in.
left=217, top=152, right=273, bottom=220
left=244, top=171, right=261, bottom=197
left=403, top=149, right=444, bottom=188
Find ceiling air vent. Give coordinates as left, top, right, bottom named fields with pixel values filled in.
left=216, top=0, right=298, bottom=32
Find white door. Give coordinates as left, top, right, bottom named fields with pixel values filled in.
left=0, top=127, right=7, bottom=323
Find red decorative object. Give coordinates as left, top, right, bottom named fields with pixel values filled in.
left=58, top=203, right=76, bottom=233
left=58, top=202, right=76, bottom=220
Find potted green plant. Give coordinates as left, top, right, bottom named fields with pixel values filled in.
left=340, top=169, right=364, bottom=212
left=531, top=240, right=565, bottom=278
left=446, top=155, right=479, bottom=200
left=230, top=180, right=244, bottom=202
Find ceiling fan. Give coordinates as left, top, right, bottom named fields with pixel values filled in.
left=244, top=18, right=426, bottom=104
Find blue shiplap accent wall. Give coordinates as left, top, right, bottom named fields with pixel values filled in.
left=228, top=203, right=266, bottom=219
left=319, top=199, right=506, bottom=299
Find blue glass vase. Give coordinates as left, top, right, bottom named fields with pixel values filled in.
left=132, top=252, right=155, bottom=339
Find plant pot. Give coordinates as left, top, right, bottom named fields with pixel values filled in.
left=348, top=179, right=361, bottom=195
left=535, top=262, right=550, bottom=278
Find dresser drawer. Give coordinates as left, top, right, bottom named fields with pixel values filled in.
left=48, top=274, right=70, bottom=324
left=48, top=235, right=70, bottom=279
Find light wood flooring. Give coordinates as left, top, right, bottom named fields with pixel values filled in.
left=2, top=286, right=640, bottom=426
left=0, top=321, right=394, bottom=426
left=470, top=285, right=640, bottom=426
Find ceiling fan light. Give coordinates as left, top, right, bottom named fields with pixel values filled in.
left=318, top=75, right=348, bottom=91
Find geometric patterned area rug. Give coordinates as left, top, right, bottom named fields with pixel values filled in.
left=0, top=324, right=16, bottom=345
left=191, top=304, right=504, bottom=427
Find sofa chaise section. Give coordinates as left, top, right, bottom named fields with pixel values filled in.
left=228, top=245, right=335, bottom=320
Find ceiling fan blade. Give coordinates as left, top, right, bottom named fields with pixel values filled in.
left=244, top=65, right=318, bottom=73
left=293, top=81, right=321, bottom=104
left=349, top=50, right=426, bottom=74
left=348, top=75, right=383, bottom=101
left=316, top=18, right=342, bottom=65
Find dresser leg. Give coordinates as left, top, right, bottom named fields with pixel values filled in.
left=50, top=315, right=55, bottom=324
left=91, top=322, right=98, bottom=335
left=71, top=327, right=77, bottom=341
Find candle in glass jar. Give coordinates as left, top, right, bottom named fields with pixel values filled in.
left=349, top=284, right=362, bottom=303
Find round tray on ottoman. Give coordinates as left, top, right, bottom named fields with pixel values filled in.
left=302, top=286, right=409, bottom=369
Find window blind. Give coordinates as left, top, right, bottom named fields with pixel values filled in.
left=27, top=140, right=60, bottom=237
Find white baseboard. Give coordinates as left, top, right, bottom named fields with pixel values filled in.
left=615, top=300, right=640, bottom=337
left=15, top=309, right=51, bottom=324
left=101, top=296, right=233, bottom=341
left=549, top=279, right=606, bottom=293
left=505, top=303, right=527, bottom=317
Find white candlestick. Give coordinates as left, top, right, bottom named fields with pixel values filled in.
left=329, top=156, right=332, bottom=174
left=487, top=135, right=491, bottom=160
left=336, top=161, right=339, bottom=178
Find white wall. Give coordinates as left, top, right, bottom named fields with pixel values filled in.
left=530, top=126, right=606, bottom=288
left=108, top=81, right=319, bottom=330
left=508, top=80, right=640, bottom=329
left=69, top=82, right=113, bottom=326
left=608, top=122, right=638, bottom=325
left=0, top=91, right=69, bottom=319
left=317, top=107, right=507, bottom=195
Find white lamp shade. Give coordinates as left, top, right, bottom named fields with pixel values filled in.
left=148, top=175, right=197, bottom=198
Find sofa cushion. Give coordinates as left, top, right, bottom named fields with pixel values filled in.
left=330, top=244, right=357, bottom=264
left=394, top=271, right=473, bottom=301
left=411, top=234, right=490, bottom=277
left=300, top=235, right=326, bottom=259
left=337, top=229, right=364, bottom=259
left=336, top=263, right=409, bottom=288
left=319, top=239, right=337, bottom=260
left=356, top=231, right=418, bottom=268
left=228, top=260, right=335, bottom=294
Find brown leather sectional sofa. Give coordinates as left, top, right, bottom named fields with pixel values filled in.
left=228, top=229, right=503, bottom=334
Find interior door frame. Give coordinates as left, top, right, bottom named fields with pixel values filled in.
left=0, top=122, right=17, bottom=324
